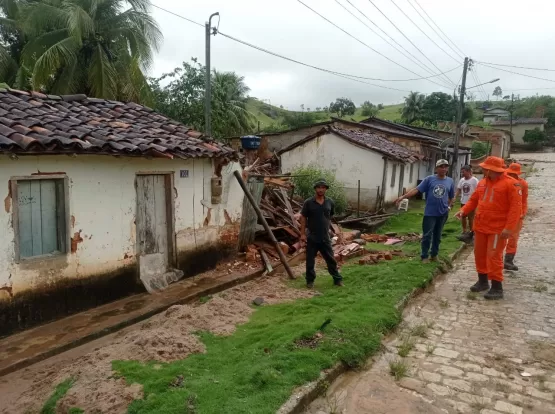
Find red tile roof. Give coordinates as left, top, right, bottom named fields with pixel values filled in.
left=278, top=125, right=423, bottom=163
left=0, top=88, right=237, bottom=160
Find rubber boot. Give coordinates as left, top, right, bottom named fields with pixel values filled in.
left=484, top=280, right=504, bottom=300
left=470, top=273, right=489, bottom=292
left=504, top=253, right=519, bottom=271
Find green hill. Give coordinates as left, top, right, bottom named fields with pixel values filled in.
left=245, top=98, right=403, bottom=132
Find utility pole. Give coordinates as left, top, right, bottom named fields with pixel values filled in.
left=451, top=57, right=470, bottom=180
left=205, top=12, right=219, bottom=138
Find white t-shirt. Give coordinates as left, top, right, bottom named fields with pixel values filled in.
left=458, top=176, right=479, bottom=205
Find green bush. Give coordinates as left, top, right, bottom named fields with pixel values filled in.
left=471, top=141, right=490, bottom=159
left=523, top=128, right=547, bottom=148
left=291, top=165, right=348, bottom=214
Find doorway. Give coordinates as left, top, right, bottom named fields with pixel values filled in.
left=135, top=173, right=178, bottom=292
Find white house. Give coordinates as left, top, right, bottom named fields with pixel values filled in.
left=278, top=125, right=423, bottom=209
left=483, top=107, right=510, bottom=124
left=0, top=89, right=243, bottom=336
left=491, top=118, right=548, bottom=145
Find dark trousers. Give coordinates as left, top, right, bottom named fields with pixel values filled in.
left=305, top=239, right=342, bottom=284
left=421, top=214, right=448, bottom=259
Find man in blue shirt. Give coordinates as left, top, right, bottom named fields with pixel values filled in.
left=395, top=159, right=455, bottom=263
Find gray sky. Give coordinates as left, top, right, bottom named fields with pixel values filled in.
left=150, top=0, right=555, bottom=110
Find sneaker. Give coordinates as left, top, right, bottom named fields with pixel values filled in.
left=421, top=258, right=430, bottom=264
left=334, top=281, right=344, bottom=287
left=430, top=256, right=439, bottom=262
left=306, top=283, right=314, bottom=289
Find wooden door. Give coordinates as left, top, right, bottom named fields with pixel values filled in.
left=136, top=174, right=174, bottom=291
left=398, top=164, right=405, bottom=197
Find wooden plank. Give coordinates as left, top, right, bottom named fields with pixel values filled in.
left=259, top=249, right=273, bottom=273
left=17, top=180, right=33, bottom=258
left=280, top=187, right=299, bottom=230
left=153, top=174, right=168, bottom=259
left=39, top=179, right=58, bottom=254
left=30, top=180, right=43, bottom=256
left=238, top=176, right=264, bottom=251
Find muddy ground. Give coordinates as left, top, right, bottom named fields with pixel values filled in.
left=0, top=272, right=315, bottom=414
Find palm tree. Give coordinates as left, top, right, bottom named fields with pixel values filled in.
left=211, top=70, right=254, bottom=137
left=0, top=0, right=25, bottom=87
left=0, top=0, right=162, bottom=103
left=402, top=91, right=425, bottom=124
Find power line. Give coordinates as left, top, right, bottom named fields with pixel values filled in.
left=151, top=4, right=204, bottom=27
left=412, top=0, right=466, bottom=57
left=505, top=87, right=555, bottom=92
left=476, top=61, right=555, bottom=72
left=297, top=0, right=452, bottom=89
left=150, top=2, right=459, bottom=86
left=365, top=0, right=456, bottom=87
left=218, top=31, right=460, bottom=84
left=389, top=0, right=459, bottom=64
left=479, top=63, right=555, bottom=84
left=472, top=65, right=490, bottom=101
left=404, top=0, right=463, bottom=60
left=339, top=0, right=450, bottom=85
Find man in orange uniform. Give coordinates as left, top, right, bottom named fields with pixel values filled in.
left=454, top=157, right=522, bottom=300
left=504, top=163, right=528, bottom=271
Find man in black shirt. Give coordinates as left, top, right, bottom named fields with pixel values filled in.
left=300, top=179, right=344, bottom=288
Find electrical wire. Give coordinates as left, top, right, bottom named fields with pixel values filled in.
left=296, top=0, right=452, bottom=89
left=412, top=0, right=466, bottom=57
left=151, top=4, right=204, bottom=27
left=404, top=0, right=463, bottom=60
left=479, top=63, right=555, bottom=84
left=471, top=65, right=490, bottom=101
left=389, top=0, right=459, bottom=64
left=339, top=0, right=448, bottom=84
left=476, top=61, right=555, bottom=72
left=150, top=2, right=457, bottom=88
left=217, top=31, right=460, bottom=84
left=364, top=0, right=456, bottom=87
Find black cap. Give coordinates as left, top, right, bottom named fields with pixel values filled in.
left=313, top=179, right=330, bottom=189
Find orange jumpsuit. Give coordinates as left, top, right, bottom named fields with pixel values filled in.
left=461, top=175, right=522, bottom=282
left=506, top=177, right=528, bottom=255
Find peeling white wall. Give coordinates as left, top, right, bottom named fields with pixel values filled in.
left=0, top=155, right=243, bottom=297
left=280, top=133, right=385, bottom=208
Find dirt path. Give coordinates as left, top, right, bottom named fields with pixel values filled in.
left=0, top=273, right=315, bottom=414
left=307, top=153, right=555, bottom=414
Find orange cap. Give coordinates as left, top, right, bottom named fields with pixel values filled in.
left=479, top=156, right=506, bottom=173
left=508, top=163, right=522, bottom=175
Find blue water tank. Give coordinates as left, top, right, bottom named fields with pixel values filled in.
left=240, top=135, right=261, bottom=150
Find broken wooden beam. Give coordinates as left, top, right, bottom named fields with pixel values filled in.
left=234, top=170, right=296, bottom=279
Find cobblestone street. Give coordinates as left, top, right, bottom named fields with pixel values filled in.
left=307, top=152, right=555, bottom=414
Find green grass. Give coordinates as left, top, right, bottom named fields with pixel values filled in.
left=104, top=201, right=461, bottom=414
left=40, top=378, right=75, bottom=414
left=245, top=98, right=404, bottom=131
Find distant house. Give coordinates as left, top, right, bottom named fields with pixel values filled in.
left=490, top=118, right=548, bottom=145
left=0, top=89, right=243, bottom=336
left=278, top=124, right=424, bottom=209
left=483, top=107, right=510, bottom=124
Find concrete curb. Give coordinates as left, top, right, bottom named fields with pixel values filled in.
left=0, top=268, right=265, bottom=377
left=278, top=243, right=468, bottom=414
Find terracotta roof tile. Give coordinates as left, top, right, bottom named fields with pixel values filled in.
left=0, top=89, right=237, bottom=160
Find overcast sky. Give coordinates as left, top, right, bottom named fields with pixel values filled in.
left=149, top=0, right=555, bottom=110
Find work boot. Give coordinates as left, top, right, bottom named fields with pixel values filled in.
left=457, top=232, right=474, bottom=244
left=470, top=273, right=489, bottom=292
left=504, top=254, right=519, bottom=271
left=484, top=280, right=504, bottom=300
left=430, top=256, right=439, bottom=262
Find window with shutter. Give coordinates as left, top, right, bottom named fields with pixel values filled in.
left=12, top=177, right=68, bottom=260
